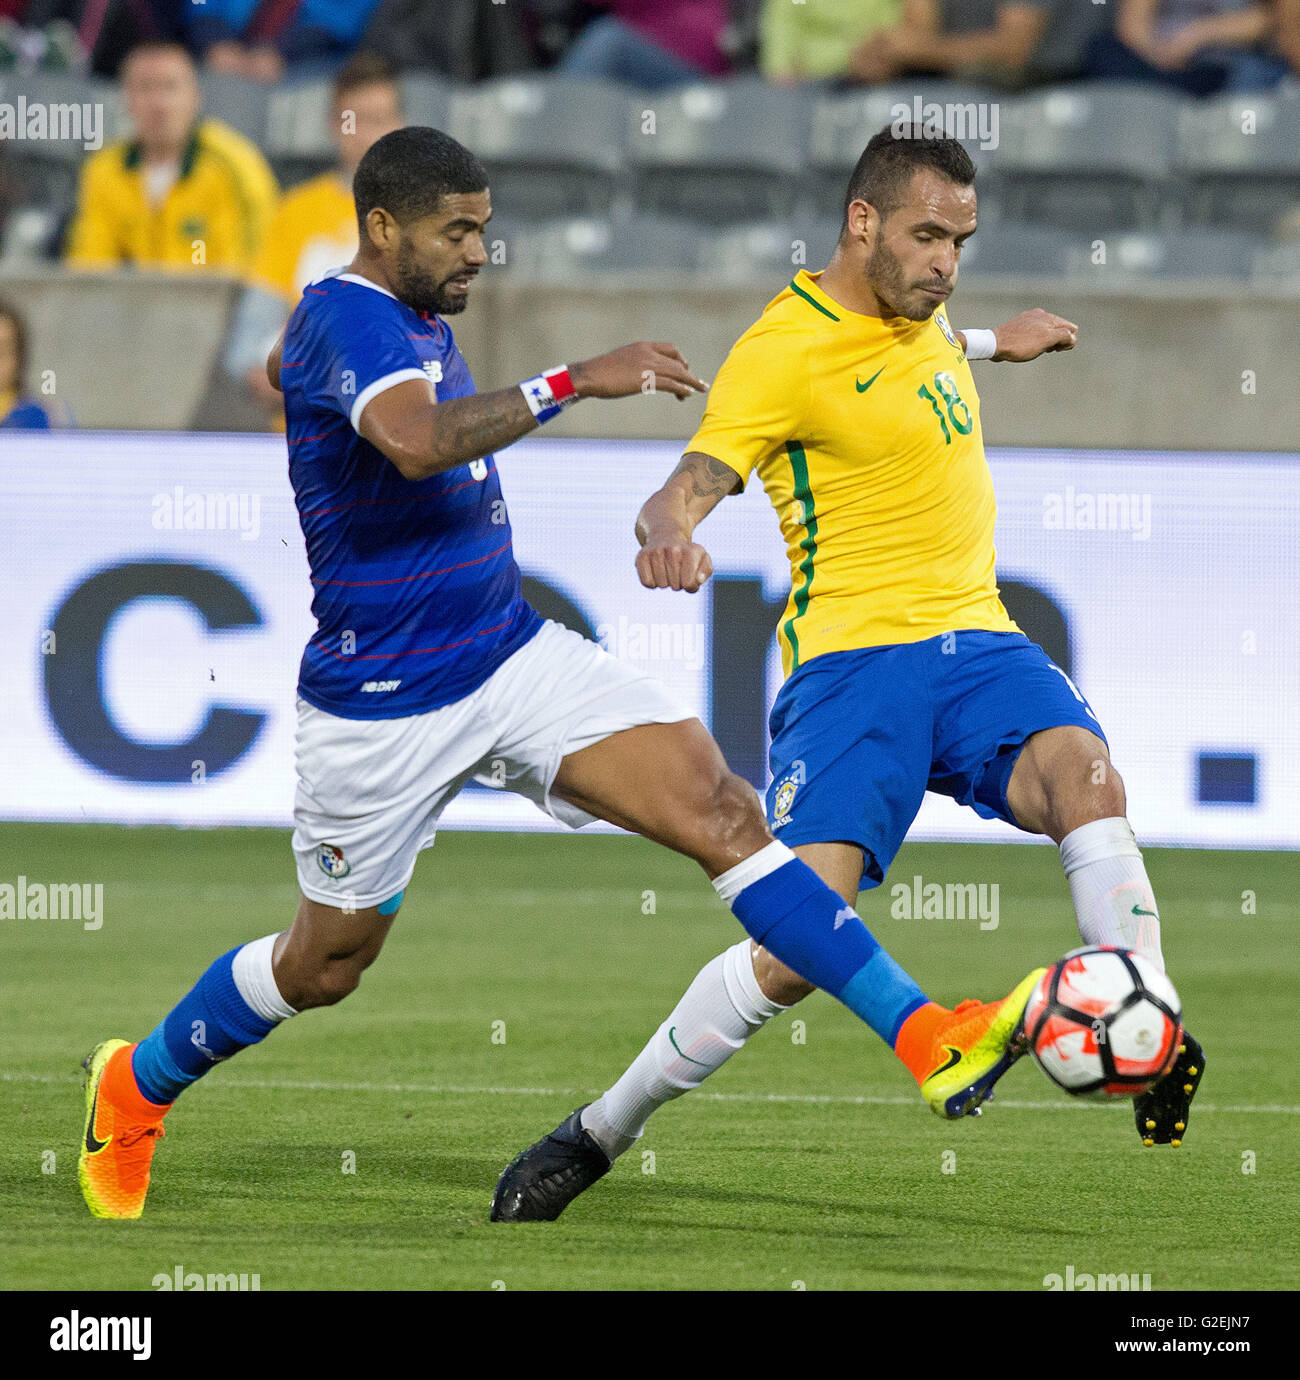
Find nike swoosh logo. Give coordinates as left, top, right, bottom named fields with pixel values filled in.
left=855, top=368, right=885, bottom=393
left=668, top=1026, right=710, bottom=1068
left=833, top=906, right=857, bottom=930
left=926, top=1045, right=963, bottom=1081
left=1131, top=905, right=1158, bottom=917
left=85, top=1083, right=109, bottom=1155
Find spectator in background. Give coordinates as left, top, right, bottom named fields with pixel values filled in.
left=0, top=296, right=57, bottom=427
left=0, top=0, right=85, bottom=73
left=558, top=1, right=733, bottom=87
left=4, top=1, right=183, bottom=78
left=223, top=51, right=403, bottom=425
left=65, top=40, right=278, bottom=272
left=761, top=0, right=901, bottom=84
left=188, top=0, right=382, bottom=83
left=1086, top=0, right=1288, bottom=94
left=850, top=0, right=1111, bottom=88
left=1278, top=0, right=1300, bottom=73
left=360, top=0, right=535, bottom=79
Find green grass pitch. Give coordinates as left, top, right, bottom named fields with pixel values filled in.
left=2, top=822, right=1297, bottom=1291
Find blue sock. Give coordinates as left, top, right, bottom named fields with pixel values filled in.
left=131, top=946, right=279, bottom=1104
left=718, top=847, right=928, bottom=1046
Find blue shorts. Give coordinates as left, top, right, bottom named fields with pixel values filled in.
left=765, top=631, right=1107, bottom=891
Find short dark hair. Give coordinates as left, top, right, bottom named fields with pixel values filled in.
left=333, top=51, right=400, bottom=109
left=353, top=126, right=487, bottom=235
left=0, top=296, right=30, bottom=393
left=844, top=126, right=976, bottom=222
left=121, top=40, right=196, bottom=74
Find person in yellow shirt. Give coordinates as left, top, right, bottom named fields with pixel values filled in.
left=495, top=128, right=1203, bottom=1220
left=65, top=40, right=277, bottom=274
left=225, top=52, right=404, bottom=426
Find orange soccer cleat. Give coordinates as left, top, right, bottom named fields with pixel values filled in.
left=897, top=968, right=1047, bottom=1119
left=78, top=1039, right=170, bottom=1220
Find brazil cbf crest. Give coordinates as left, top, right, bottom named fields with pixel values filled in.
left=771, top=759, right=806, bottom=829
left=772, top=779, right=801, bottom=829
left=316, top=843, right=351, bottom=879
left=935, top=312, right=959, bottom=349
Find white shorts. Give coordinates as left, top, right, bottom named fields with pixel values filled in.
left=291, top=619, right=693, bottom=908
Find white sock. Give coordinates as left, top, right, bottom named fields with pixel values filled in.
left=581, top=939, right=788, bottom=1160
left=1059, top=818, right=1166, bottom=971
left=231, top=933, right=298, bottom=1021
left=711, top=839, right=797, bottom=903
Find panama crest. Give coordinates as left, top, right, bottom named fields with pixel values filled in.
left=316, top=843, right=351, bottom=879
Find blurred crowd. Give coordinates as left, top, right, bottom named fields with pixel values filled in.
left=2, top=1, right=1298, bottom=95
left=3, top=2, right=1300, bottom=429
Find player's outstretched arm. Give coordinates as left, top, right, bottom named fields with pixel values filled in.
left=635, top=450, right=741, bottom=594
left=359, top=341, right=707, bottom=482
left=959, top=308, right=1079, bottom=364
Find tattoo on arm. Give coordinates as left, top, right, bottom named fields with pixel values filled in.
left=431, top=386, right=538, bottom=468
left=673, top=451, right=742, bottom=500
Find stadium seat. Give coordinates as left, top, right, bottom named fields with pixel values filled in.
left=197, top=71, right=272, bottom=147
left=809, top=81, right=1000, bottom=218
left=1062, top=228, right=1261, bottom=284
left=1175, top=92, right=1300, bottom=234
left=265, top=79, right=336, bottom=187
left=986, top=82, right=1184, bottom=232
left=448, top=77, right=627, bottom=223
left=709, top=218, right=842, bottom=284
left=626, top=77, right=813, bottom=227
left=1250, top=238, right=1300, bottom=288
left=958, top=222, right=1074, bottom=279
left=499, top=213, right=703, bottom=282
left=397, top=72, right=454, bottom=131
left=0, top=73, right=121, bottom=256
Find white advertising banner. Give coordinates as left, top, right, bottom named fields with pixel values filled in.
left=2, top=432, right=1296, bottom=847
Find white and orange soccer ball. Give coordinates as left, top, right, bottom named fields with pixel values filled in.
left=1024, top=947, right=1183, bottom=1100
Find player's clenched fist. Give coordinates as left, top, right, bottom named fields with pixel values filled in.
left=571, top=342, right=709, bottom=401
left=991, top=309, right=1078, bottom=362
left=636, top=533, right=715, bottom=593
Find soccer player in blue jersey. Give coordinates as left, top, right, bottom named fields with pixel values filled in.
left=78, top=127, right=1045, bottom=1222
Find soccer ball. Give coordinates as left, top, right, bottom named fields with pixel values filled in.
left=1024, top=947, right=1182, bottom=1100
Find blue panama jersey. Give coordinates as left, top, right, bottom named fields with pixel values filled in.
left=281, top=269, right=541, bottom=719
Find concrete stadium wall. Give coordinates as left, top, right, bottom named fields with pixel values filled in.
left=0, top=270, right=1292, bottom=449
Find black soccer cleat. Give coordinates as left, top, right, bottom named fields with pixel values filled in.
left=1135, top=1031, right=1205, bottom=1147
left=490, top=1105, right=612, bottom=1222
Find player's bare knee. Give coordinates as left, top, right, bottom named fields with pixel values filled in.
left=698, top=770, right=768, bottom=861
left=1050, top=755, right=1127, bottom=840
left=753, top=945, right=814, bottom=1005
left=294, top=956, right=365, bottom=1009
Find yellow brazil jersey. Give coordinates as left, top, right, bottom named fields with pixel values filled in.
left=66, top=118, right=278, bottom=274
left=248, top=173, right=358, bottom=304
left=688, top=269, right=1018, bottom=677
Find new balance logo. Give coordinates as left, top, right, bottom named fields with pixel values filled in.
left=361, top=680, right=401, bottom=693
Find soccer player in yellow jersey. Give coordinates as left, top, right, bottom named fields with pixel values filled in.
left=495, top=127, right=1202, bottom=1220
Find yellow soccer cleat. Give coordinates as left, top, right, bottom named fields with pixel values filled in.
left=917, top=968, right=1048, bottom=1119
left=78, top=1039, right=170, bottom=1220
